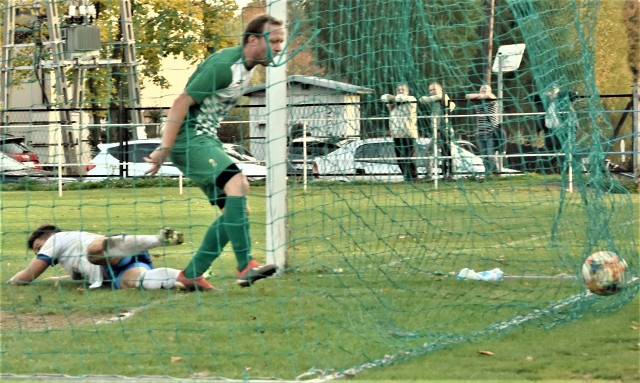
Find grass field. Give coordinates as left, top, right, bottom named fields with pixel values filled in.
left=0, top=177, right=638, bottom=381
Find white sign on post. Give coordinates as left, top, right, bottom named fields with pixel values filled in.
left=492, top=44, right=526, bottom=73
left=491, top=44, right=526, bottom=174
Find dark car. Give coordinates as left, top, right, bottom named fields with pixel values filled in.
left=1, top=134, right=41, bottom=169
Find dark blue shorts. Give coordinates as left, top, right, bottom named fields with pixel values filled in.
left=104, top=251, right=154, bottom=289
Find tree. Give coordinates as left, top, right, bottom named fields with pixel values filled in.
left=82, top=0, right=239, bottom=141
left=622, top=0, right=639, bottom=82
left=130, top=0, right=238, bottom=87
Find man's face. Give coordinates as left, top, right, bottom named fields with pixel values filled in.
left=396, top=84, right=409, bottom=95
left=546, top=86, right=560, bottom=99
left=429, top=85, right=440, bottom=96
left=32, top=234, right=52, bottom=255
left=249, top=23, right=285, bottom=66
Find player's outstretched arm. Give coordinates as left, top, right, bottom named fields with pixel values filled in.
left=419, top=94, right=442, bottom=103
left=144, top=91, right=195, bottom=175
left=8, top=258, right=50, bottom=285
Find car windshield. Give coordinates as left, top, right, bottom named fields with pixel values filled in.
left=354, top=142, right=396, bottom=164
left=230, top=145, right=256, bottom=160
left=1, top=141, right=30, bottom=154
left=354, top=141, right=433, bottom=167
left=106, top=143, right=158, bottom=163
left=290, top=142, right=339, bottom=158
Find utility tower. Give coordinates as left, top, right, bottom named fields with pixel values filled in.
left=1, top=0, right=143, bottom=175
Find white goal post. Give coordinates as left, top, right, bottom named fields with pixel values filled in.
left=265, top=0, right=288, bottom=272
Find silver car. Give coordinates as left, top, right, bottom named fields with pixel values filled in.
left=312, top=137, right=519, bottom=182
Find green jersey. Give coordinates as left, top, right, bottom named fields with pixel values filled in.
left=180, top=46, right=256, bottom=141
left=170, top=46, right=255, bottom=202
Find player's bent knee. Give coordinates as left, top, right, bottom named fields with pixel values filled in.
left=86, top=237, right=106, bottom=256
left=119, top=267, right=145, bottom=289
left=224, top=172, right=249, bottom=196
left=87, top=255, right=109, bottom=266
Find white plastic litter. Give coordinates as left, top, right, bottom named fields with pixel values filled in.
left=456, top=267, right=504, bottom=281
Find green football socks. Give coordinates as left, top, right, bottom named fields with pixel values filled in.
left=182, top=216, right=229, bottom=279
left=222, top=196, right=252, bottom=272
left=182, top=196, right=252, bottom=279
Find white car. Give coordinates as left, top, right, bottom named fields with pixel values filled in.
left=225, top=143, right=261, bottom=164
left=312, top=137, right=518, bottom=182
left=288, top=136, right=357, bottom=175
left=85, top=139, right=267, bottom=181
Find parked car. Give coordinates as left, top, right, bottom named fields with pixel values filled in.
left=312, top=137, right=520, bottom=182
left=0, top=151, right=76, bottom=184
left=225, top=143, right=261, bottom=164
left=1, top=134, right=41, bottom=169
left=288, top=136, right=356, bottom=175
left=455, top=139, right=479, bottom=156
left=85, top=139, right=267, bottom=181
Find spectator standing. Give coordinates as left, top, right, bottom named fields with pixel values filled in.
left=381, top=83, right=419, bottom=182
left=544, top=83, right=578, bottom=173
left=465, top=85, right=500, bottom=175
left=420, top=82, right=456, bottom=179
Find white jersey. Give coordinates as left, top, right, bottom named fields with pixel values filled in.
left=38, top=231, right=104, bottom=288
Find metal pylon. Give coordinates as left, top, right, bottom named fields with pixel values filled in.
left=120, top=0, right=143, bottom=125
left=1, top=0, right=145, bottom=173
left=0, top=0, right=16, bottom=129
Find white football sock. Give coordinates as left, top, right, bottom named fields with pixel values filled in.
left=138, top=268, right=180, bottom=289
left=104, top=234, right=162, bottom=257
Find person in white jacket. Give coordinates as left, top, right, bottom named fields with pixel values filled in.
left=381, top=83, right=419, bottom=181
left=8, top=225, right=189, bottom=290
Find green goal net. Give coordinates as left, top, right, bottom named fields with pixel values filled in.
left=1, top=0, right=638, bottom=380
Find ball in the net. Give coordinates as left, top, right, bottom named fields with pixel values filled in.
left=582, top=251, right=627, bottom=296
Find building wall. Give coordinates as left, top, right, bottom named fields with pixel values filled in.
left=6, top=74, right=91, bottom=174
left=247, top=87, right=363, bottom=160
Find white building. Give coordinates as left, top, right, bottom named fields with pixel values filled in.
left=243, top=75, right=373, bottom=160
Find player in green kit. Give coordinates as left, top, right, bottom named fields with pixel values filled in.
left=145, top=15, right=285, bottom=291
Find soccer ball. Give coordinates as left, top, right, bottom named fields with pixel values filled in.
left=581, top=251, right=628, bottom=296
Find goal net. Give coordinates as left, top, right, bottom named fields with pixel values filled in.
left=1, top=0, right=637, bottom=380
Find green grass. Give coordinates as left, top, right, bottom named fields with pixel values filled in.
left=0, top=178, right=638, bottom=380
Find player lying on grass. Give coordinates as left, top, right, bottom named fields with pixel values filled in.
left=8, top=224, right=193, bottom=290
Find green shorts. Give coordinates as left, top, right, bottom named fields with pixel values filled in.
left=171, top=136, right=241, bottom=208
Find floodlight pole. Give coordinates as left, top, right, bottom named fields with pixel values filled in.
left=492, top=44, right=525, bottom=176
left=634, top=81, right=639, bottom=188
left=496, top=54, right=504, bottom=173
left=497, top=54, right=504, bottom=124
